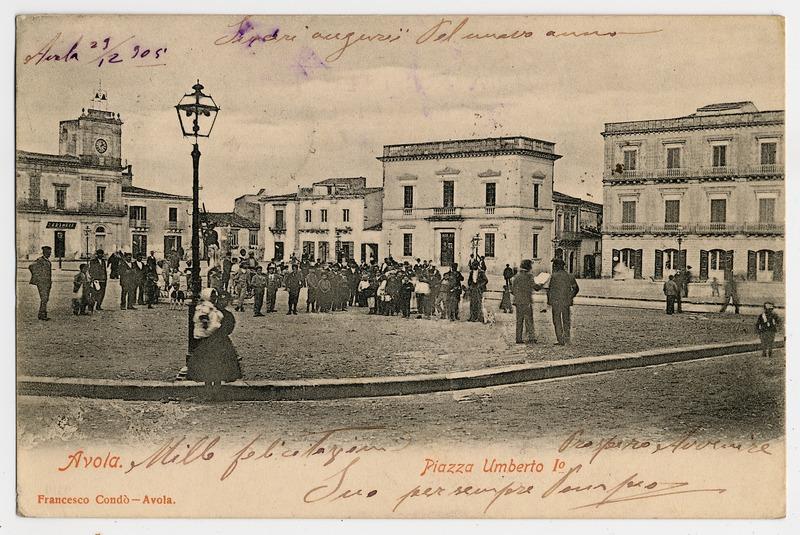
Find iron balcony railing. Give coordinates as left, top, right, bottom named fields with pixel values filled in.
left=129, top=219, right=150, bottom=229
left=165, top=221, right=185, bottom=231
left=402, top=207, right=414, bottom=217
left=484, top=206, right=496, bottom=215
left=555, top=230, right=582, bottom=241
left=605, top=164, right=784, bottom=181
left=604, top=222, right=784, bottom=235
left=79, top=202, right=127, bottom=215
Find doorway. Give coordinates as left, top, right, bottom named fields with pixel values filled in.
left=54, top=231, right=66, bottom=258
left=440, top=232, right=455, bottom=267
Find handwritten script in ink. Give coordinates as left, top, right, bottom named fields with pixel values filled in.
left=23, top=33, right=168, bottom=68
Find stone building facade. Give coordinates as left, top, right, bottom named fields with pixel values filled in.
left=379, top=137, right=560, bottom=274
left=16, top=93, right=192, bottom=261
left=259, top=177, right=383, bottom=264
left=601, top=102, right=784, bottom=282
left=552, top=191, right=603, bottom=278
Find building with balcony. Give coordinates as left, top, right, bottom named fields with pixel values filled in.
left=601, top=101, right=784, bottom=282
left=553, top=191, right=603, bottom=278
left=203, top=212, right=261, bottom=257
left=379, top=136, right=561, bottom=274
left=258, top=177, right=383, bottom=264
left=16, top=91, right=192, bottom=260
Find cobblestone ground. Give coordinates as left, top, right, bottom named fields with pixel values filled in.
left=17, top=280, right=759, bottom=381
left=17, top=351, right=784, bottom=448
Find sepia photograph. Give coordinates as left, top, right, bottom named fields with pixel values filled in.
left=11, top=10, right=789, bottom=522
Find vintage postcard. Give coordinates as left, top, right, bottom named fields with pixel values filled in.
left=15, top=14, right=785, bottom=518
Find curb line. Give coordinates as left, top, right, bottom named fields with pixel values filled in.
left=17, top=339, right=781, bottom=402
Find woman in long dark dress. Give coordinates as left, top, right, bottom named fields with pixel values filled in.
left=467, top=269, right=488, bottom=322
left=187, top=289, right=242, bottom=389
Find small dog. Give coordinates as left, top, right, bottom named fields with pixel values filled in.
left=483, top=308, right=496, bottom=326
left=169, top=282, right=186, bottom=310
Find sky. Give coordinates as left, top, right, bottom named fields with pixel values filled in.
left=15, top=14, right=785, bottom=211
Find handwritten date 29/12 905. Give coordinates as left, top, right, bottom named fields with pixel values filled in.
left=23, top=33, right=167, bottom=68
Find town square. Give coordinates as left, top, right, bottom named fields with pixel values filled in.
left=12, top=13, right=786, bottom=520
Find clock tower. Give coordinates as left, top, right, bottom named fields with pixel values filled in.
left=58, top=88, right=123, bottom=169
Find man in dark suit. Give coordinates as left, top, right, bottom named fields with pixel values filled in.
left=88, top=249, right=108, bottom=310
left=28, top=246, right=52, bottom=320
left=134, top=253, right=146, bottom=305
left=119, top=253, right=137, bottom=309
left=511, top=259, right=543, bottom=343
left=547, top=259, right=580, bottom=345
left=284, top=263, right=302, bottom=315
left=221, top=251, right=233, bottom=292
left=503, top=263, right=514, bottom=288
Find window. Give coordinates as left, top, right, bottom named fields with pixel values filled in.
left=709, top=250, right=724, bottom=271
left=533, top=184, right=540, bottom=208
left=532, top=234, right=539, bottom=258
left=342, top=208, right=350, bottom=223
left=443, top=181, right=454, bottom=207
left=759, top=198, right=776, bottom=223
left=485, top=183, right=496, bottom=207
left=666, top=147, right=681, bottom=169
left=304, top=209, right=312, bottom=223
left=249, top=231, right=258, bottom=247
left=710, top=199, right=727, bottom=223
left=229, top=232, right=239, bottom=247
left=168, top=207, right=178, bottom=222
left=96, top=185, right=106, bottom=203
left=275, top=209, right=285, bottom=229
left=484, top=233, right=495, bottom=257
left=664, top=200, right=680, bottom=224
left=55, top=187, right=67, bottom=210
left=129, top=205, right=147, bottom=221
left=403, top=233, right=413, bottom=256
left=761, top=142, right=777, bottom=165
left=623, top=149, right=637, bottom=171
left=29, top=174, right=41, bottom=201
left=621, top=200, right=636, bottom=224
left=557, top=213, right=564, bottom=230
left=303, top=241, right=315, bottom=261
left=758, top=250, right=774, bottom=272
left=712, top=145, right=727, bottom=168
left=321, top=209, right=328, bottom=223
left=403, top=186, right=414, bottom=209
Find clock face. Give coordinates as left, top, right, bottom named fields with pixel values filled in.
left=95, top=138, right=108, bottom=154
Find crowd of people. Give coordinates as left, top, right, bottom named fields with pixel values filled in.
left=26, top=242, right=780, bottom=390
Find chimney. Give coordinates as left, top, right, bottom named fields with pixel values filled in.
left=122, top=164, right=133, bottom=188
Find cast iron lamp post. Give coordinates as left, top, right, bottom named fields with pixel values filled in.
left=175, top=81, right=220, bottom=358
left=83, top=225, right=91, bottom=259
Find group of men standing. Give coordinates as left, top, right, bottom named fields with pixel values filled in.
left=510, top=258, right=580, bottom=346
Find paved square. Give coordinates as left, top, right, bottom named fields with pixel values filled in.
left=17, top=272, right=759, bottom=381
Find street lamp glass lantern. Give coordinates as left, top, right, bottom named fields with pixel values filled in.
left=175, top=81, right=220, bottom=138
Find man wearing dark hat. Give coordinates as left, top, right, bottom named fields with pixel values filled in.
left=548, top=258, right=580, bottom=345
left=88, top=249, right=108, bottom=310
left=510, top=259, right=543, bottom=344
left=284, top=263, right=302, bottom=315
left=28, top=245, right=52, bottom=320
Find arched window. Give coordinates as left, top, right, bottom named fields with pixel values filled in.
left=94, top=226, right=107, bottom=252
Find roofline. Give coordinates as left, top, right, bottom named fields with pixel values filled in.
left=381, top=135, right=556, bottom=149
left=604, top=108, right=785, bottom=128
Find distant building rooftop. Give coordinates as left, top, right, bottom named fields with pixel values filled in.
left=122, top=185, right=192, bottom=201
left=378, top=136, right=562, bottom=161
left=603, top=102, right=784, bottom=136
left=205, top=212, right=259, bottom=229
left=553, top=190, right=603, bottom=211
